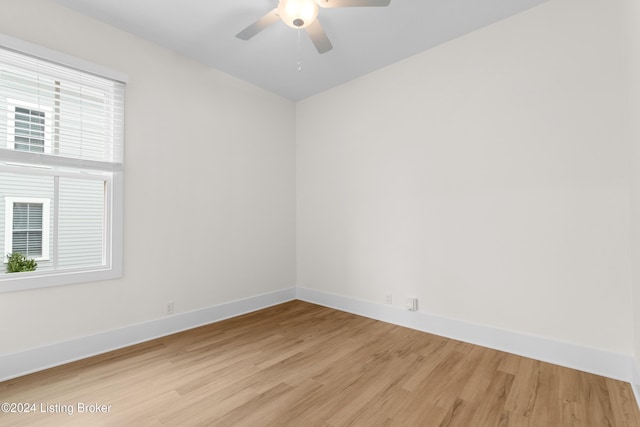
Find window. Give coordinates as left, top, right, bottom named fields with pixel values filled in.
left=0, top=35, right=126, bottom=292
left=4, top=197, right=50, bottom=260
left=7, top=100, right=52, bottom=153
left=14, top=106, right=45, bottom=152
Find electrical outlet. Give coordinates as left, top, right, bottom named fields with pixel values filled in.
left=166, top=301, right=174, bottom=315
left=407, top=297, right=418, bottom=311
left=384, top=293, right=392, bottom=304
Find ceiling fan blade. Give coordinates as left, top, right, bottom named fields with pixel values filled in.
left=236, top=8, right=280, bottom=40
left=305, top=20, right=333, bottom=54
left=317, top=0, right=390, bottom=8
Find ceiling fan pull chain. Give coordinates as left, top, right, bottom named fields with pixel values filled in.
left=297, top=29, right=303, bottom=72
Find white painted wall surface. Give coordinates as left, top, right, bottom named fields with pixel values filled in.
left=0, top=0, right=296, bottom=354
left=297, top=0, right=633, bottom=353
left=627, top=0, right=640, bottom=381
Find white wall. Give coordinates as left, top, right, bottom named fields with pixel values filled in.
left=0, top=0, right=296, bottom=354
left=297, top=0, right=633, bottom=353
left=627, top=0, right=640, bottom=385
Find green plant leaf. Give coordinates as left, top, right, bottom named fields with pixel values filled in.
left=6, top=252, right=38, bottom=273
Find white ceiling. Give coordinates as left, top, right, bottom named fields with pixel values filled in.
left=51, top=0, right=547, bottom=101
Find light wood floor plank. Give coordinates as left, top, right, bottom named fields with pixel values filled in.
left=1, top=300, right=639, bottom=426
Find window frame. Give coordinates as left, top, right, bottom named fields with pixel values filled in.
left=0, top=33, right=126, bottom=293
left=4, top=196, right=51, bottom=262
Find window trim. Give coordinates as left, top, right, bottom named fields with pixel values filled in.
left=0, top=33, right=126, bottom=293
left=0, top=170, right=122, bottom=292
left=0, top=34, right=128, bottom=84
left=4, top=196, right=51, bottom=262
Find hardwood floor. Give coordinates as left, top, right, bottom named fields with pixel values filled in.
left=1, top=300, right=639, bottom=426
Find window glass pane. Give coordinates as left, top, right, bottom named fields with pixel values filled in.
left=58, top=177, right=105, bottom=269
left=12, top=106, right=46, bottom=153
left=26, top=231, right=43, bottom=258
left=1, top=172, right=53, bottom=271
left=12, top=231, right=27, bottom=254
left=1, top=172, right=105, bottom=271
left=0, top=66, right=124, bottom=164
left=12, top=203, right=29, bottom=229
left=28, top=204, right=43, bottom=228
left=11, top=202, right=44, bottom=259
left=12, top=203, right=43, bottom=231
left=14, top=138, right=44, bottom=149
left=14, top=141, right=44, bottom=152
left=13, top=230, right=42, bottom=258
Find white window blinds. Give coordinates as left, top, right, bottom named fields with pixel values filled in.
left=0, top=45, right=125, bottom=168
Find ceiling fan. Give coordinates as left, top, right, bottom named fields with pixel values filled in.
left=236, top=0, right=391, bottom=54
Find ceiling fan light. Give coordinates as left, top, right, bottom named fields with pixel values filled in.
left=278, top=0, right=319, bottom=29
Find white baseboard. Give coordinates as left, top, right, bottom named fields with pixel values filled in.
left=0, top=287, right=296, bottom=382
left=297, top=287, right=635, bottom=384
left=632, top=358, right=640, bottom=409
left=2, top=284, right=637, bottom=399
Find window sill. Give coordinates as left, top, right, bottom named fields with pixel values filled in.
left=0, top=265, right=122, bottom=293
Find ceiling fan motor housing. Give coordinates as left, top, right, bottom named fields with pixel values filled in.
left=278, top=0, right=319, bottom=29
